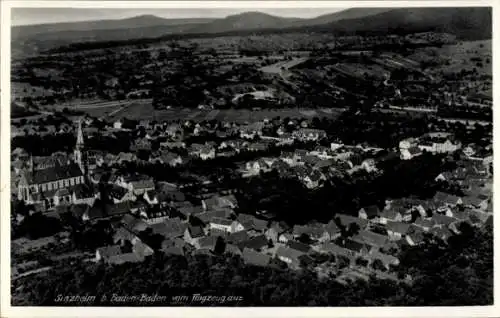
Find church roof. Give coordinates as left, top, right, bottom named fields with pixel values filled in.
left=25, top=164, right=83, bottom=185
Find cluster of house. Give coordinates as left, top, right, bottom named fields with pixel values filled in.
left=240, top=143, right=388, bottom=188
left=399, top=132, right=465, bottom=160
left=91, top=163, right=492, bottom=275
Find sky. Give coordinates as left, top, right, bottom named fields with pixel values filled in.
left=11, top=8, right=346, bottom=26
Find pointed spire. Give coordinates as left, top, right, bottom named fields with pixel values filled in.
left=76, top=118, right=84, bottom=147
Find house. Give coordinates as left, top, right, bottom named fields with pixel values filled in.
left=128, top=179, right=155, bottom=196
left=242, top=248, right=271, bottom=267
left=292, top=128, right=327, bottom=141
left=227, top=230, right=250, bottom=245
left=467, top=210, right=492, bottom=226
left=461, top=195, right=489, bottom=210
left=114, top=152, right=137, bottom=164
left=400, top=146, right=423, bottom=160
left=240, top=234, right=269, bottom=252
left=189, top=143, right=215, bottom=160
left=196, top=208, right=234, bottom=224
left=150, top=217, right=187, bottom=239
left=292, top=224, right=327, bottom=241
left=202, top=194, right=238, bottom=211
left=433, top=191, right=462, bottom=210
left=155, top=152, right=183, bottom=167
left=399, top=137, right=418, bottom=151
left=352, top=230, right=389, bottom=251
left=95, top=245, right=122, bottom=262
left=429, top=226, right=452, bottom=242
left=224, top=244, right=242, bottom=256
left=335, top=214, right=369, bottom=230
left=367, top=250, right=400, bottom=270
left=275, top=246, right=304, bottom=269
left=121, top=214, right=149, bottom=233
left=412, top=217, right=436, bottom=232
left=197, top=236, right=219, bottom=251
left=319, top=242, right=356, bottom=264
left=108, top=185, right=136, bottom=204
left=287, top=240, right=311, bottom=254
left=237, top=214, right=268, bottom=234
left=378, top=208, right=403, bottom=224
left=385, top=221, right=411, bottom=241
left=341, top=239, right=369, bottom=256
left=361, top=159, right=378, bottom=173
left=144, top=190, right=160, bottom=205
left=418, top=137, right=461, bottom=154
left=330, top=142, right=344, bottom=152
left=278, top=233, right=293, bottom=244
left=405, top=225, right=426, bottom=246
left=184, top=225, right=206, bottom=247
left=177, top=205, right=204, bottom=219
left=323, top=220, right=342, bottom=241
left=113, top=227, right=140, bottom=246
left=358, top=205, right=380, bottom=220
left=209, top=217, right=244, bottom=234
left=265, top=223, right=282, bottom=243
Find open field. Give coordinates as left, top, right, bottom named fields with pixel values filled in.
left=104, top=100, right=345, bottom=123
left=411, top=40, right=492, bottom=76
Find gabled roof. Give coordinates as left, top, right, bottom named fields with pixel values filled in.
left=352, top=230, right=388, bottom=248
left=150, top=217, right=186, bottom=239
left=227, top=230, right=249, bottom=244
left=433, top=191, right=461, bottom=205
left=367, top=250, right=399, bottom=266
left=287, top=241, right=311, bottom=253
left=359, top=205, right=380, bottom=218
left=107, top=252, right=144, bottom=265
left=198, top=236, right=218, bottom=250
left=413, top=217, right=436, bottom=229
left=24, top=164, right=83, bottom=185
left=432, top=214, right=457, bottom=226
left=105, top=202, right=132, bottom=217
left=341, top=239, right=366, bottom=253
left=430, top=226, right=452, bottom=241
left=293, top=224, right=325, bottom=238
left=242, top=248, right=270, bottom=267
left=187, top=225, right=205, bottom=239
left=240, top=234, right=268, bottom=251
left=97, top=245, right=122, bottom=259
left=276, top=246, right=304, bottom=263
left=385, top=221, right=411, bottom=235
left=130, top=179, right=155, bottom=190
left=210, top=217, right=233, bottom=227
left=320, top=242, right=355, bottom=258
left=335, top=214, right=368, bottom=229
left=406, top=225, right=426, bottom=243
left=461, top=195, right=487, bottom=207
left=224, top=244, right=242, bottom=255
left=323, top=220, right=341, bottom=236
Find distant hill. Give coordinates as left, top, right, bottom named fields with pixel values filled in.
left=12, top=14, right=215, bottom=39
left=294, top=8, right=393, bottom=26
left=12, top=7, right=492, bottom=55
left=306, top=7, right=492, bottom=40
left=187, top=11, right=303, bottom=33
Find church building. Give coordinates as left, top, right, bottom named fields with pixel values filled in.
left=17, top=119, right=95, bottom=210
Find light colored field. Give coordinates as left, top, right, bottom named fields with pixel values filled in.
left=105, top=100, right=345, bottom=123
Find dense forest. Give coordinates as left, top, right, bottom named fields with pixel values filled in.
left=12, top=223, right=492, bottom=306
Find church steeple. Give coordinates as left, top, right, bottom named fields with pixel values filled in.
left=76, top=118, right=85, bottom=148
left=74, top=118, right=88, bottom=177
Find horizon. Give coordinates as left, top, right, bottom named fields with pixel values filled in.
left=11, top=8, right=346, bottom=26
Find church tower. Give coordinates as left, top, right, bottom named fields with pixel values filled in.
left=74, top=118, right=88, bottom=177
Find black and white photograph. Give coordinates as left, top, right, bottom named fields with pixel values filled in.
left=1, top=0, right=496, bottom=314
